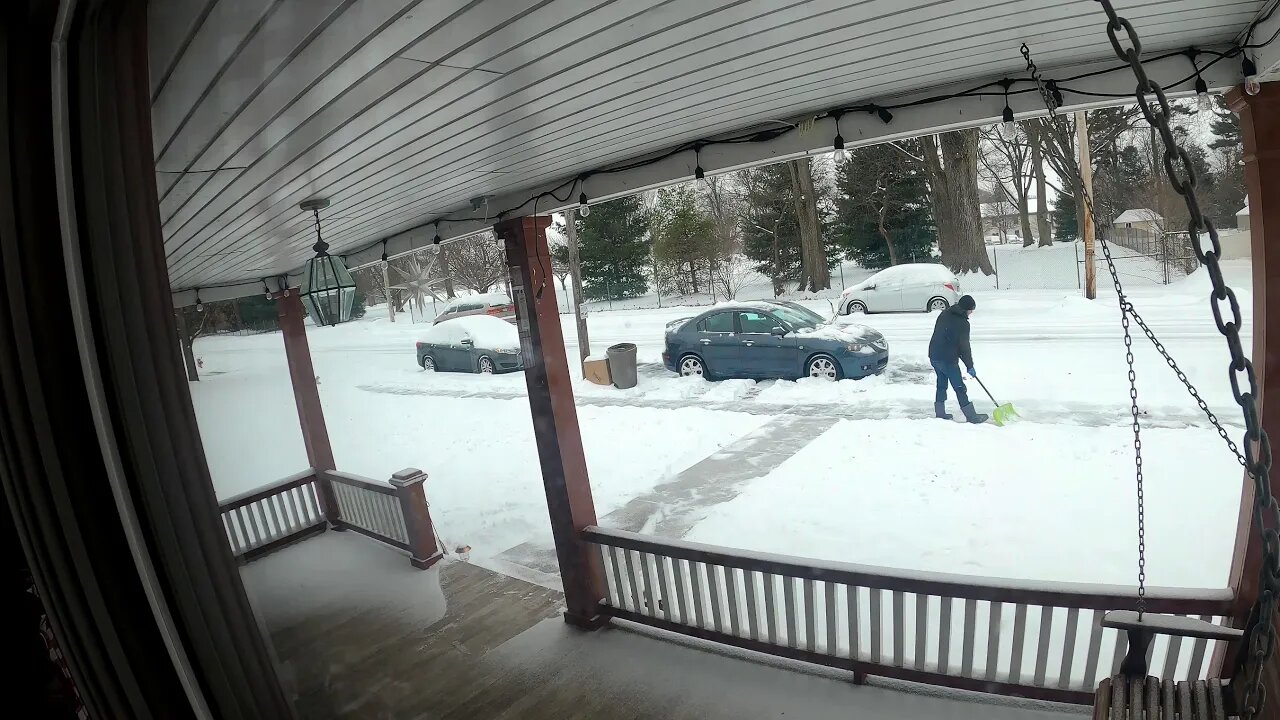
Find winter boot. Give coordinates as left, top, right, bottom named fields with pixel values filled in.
left=934, top=402, right=952, bottom=420
left=961, top=403, right=989, bottom=424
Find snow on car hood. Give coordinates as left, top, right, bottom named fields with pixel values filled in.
left=795, top=321, right=883, bottom=343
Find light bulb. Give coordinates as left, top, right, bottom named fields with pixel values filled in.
left=1244, top=57, right=1262, bottom=96
left=1194, top=78, right=1211, bottom=113
left=578, top=192, right=590, bottom=217
left=432, top=222, right=442, bottom=245
left=1000, top=105, right=1017, bottom=140
left=695, top=165, right=705, bottom=181
left=833, top=133, right=846, bottom=163
left=196, top=301, right=204, bottom=312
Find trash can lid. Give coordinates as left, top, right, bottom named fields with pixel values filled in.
left=607, top=342, right=637, bottom=352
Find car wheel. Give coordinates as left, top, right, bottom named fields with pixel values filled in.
left=421, top=355, right=435, bottom=372
left=846, top=300, right=867, bottom=314
left=678, top=354, right=706, bottom=378
left=806, top=354, right=841, bottom=381
left=928, top=297, right=949, bottom=312
left=478, top=356, right=495, bottom=374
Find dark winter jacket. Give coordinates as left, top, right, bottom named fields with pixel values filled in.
left=928, top=305, right=974, bottom=369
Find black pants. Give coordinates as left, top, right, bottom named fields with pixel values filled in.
left=932, top=359, right=970, bottom=407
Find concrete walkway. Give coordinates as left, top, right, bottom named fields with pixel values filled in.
left=494, top=414, right=838, bottom=576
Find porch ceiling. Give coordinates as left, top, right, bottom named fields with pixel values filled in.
left=151, top=0, right=1270, bottom=303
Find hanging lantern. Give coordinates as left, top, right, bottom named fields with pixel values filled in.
left=297, top=197, right=356, bottom=326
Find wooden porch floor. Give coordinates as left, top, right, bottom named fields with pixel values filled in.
left=241, top=532, right=1085, bottom=719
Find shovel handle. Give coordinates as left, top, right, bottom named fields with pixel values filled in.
left=973, top=376, right=1000, bottom=406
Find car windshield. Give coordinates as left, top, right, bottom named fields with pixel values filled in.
left=767, top=304, right=824, bottom=329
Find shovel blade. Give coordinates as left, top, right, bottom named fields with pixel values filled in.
left=991, top=403, right=1019, bottom=427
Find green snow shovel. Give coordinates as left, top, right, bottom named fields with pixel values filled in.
left=973, top=376, right=1018, bottom=426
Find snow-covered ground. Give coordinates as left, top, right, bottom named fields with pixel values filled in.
left=192, top=259, right=1253, bottom=591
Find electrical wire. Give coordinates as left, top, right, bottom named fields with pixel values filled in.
left=240, top=28, right=1279, bottom=286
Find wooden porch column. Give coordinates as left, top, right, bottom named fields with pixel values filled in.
left=276, top=291, right=341, bottom=526
left=495, top=215, right=606, bottom=629
left=390, top=468, right=443, bottom=569
left=1221, top=85, right=1280, bottom=683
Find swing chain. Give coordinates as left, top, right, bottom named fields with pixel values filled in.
left=1088, top=1, right=1277, bottom=716
left=1022, top=42, right=1148, bottom=617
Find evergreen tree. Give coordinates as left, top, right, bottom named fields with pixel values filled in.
left=831, top=140, right=934, bottom=269
left=739, top=164, right=803, bottom=294
left=651, top=185, right=718, bottom=294
left=1051, top=192, right=1078, bottom=242
left=577, top=195, right=651, bottom=300
left=1208, top=94, right=1241, bottom=151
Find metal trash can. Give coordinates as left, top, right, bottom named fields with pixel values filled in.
left=606, top=342, right=638, bottom=389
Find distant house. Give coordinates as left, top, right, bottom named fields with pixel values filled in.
left=1237, top=202, right=1250, bottom=232
left=1112, top=209, right=1163, bottom=234
left=980, top=201, right=1041, bottom=242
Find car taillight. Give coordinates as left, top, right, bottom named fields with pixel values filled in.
left=415, top=342, right=423, bottom=349
left=944, top=282, right=956, bottom=292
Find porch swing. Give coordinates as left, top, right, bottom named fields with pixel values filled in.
left=1021, top=3, right=1275, bottom=718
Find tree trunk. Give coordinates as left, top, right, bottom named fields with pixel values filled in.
left=1031, top=123, right=1053, bottom=245
left=175, top=310, right=199, bottom=381
left=565, top=213, right=591, bottom=360
left=786, top=157, right=830, bottom=290
left=922, top=131, right=994, bottom=275
left=438, top=250, right=456, bottom=298
left=688, top=263, right=698, bottom=294
left=877, top=206, right=901, bottom=265
left=770, top=230, right=783, bottom=297
left=1018, top=193, right=1034, bottom=247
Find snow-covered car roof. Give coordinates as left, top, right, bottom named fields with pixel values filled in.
left=421, top=314, right=519, bottom=347
left=851, top=263, right=956, bottom=289
left=441, top=292, right=512, bottom=309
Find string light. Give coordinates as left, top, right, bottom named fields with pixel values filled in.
left=1243, top=55, right=1262, bottom=96
left=999, top=79, right=1017, bottom=140
left=289, top=37, right=1265, bottom=279
left=693, top=144, right=707, bottom=187
left=263, top=279, right=272, bottom=299
left=380, top=239, right=389, bottom=268
left=832, top=111, right=847, bottom=163
left=1188, top=50, right=1212, bottom=113
left=195, top=289, right=204, bottom=312
left=433, top=221, right=442, bottom=245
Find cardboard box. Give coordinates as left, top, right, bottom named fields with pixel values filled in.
left=582, top=355, right=611, bottom=385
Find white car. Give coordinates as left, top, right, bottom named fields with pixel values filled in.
left=840, top=263, right=961, bottom=314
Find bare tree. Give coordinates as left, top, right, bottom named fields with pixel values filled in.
left=710, top=253, right=756, bottom=300
left=978, top=124, right=1034, bottom=246
left=921, top=130, right=993, bottom=274
left=441, top=231, right=507, bottom=293
left=785, top=157, right=831, bottom=291
left=1027, top=121, right=1054, bottom=245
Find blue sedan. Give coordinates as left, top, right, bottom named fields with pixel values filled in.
left=661, top=301, right=889, bottom=381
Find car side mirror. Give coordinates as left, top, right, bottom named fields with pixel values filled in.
left=865, top=284, right=876, bottom=290
left=770, top=326, right=787, bottom=336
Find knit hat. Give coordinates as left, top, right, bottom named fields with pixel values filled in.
left=958, top=295, right=976, bottom=311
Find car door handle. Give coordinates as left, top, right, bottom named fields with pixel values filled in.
left=741, top=340, right=754, bottom=346
left=699, top=338, right=711, bottom=345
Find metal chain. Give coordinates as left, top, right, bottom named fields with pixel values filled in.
left=1061, top=3, right=1275, bottom=716
left=1021, top=43, right=1147, bottom=616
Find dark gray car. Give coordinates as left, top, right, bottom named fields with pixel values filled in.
left=415, top=315, right=523, bottom=374
left=662, top=301, right=888, bottom=381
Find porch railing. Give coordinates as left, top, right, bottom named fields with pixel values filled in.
left=218, top=467, right=442, bottom=569
left=219, top=469, right=327, bottom=562
left=584, top=526, right=1234, bottom=705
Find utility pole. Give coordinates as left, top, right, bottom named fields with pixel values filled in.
left=1076, top=110, right=1097, bottom=300
left=381, top=261, right=396, bottom=322
left=565, top=211, right=591, bottom=362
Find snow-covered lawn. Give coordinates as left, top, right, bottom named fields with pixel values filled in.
left=191, top=260, right=1252, bottom=590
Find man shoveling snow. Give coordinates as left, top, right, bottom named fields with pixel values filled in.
left=928, top=295, right=988, bottom=424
